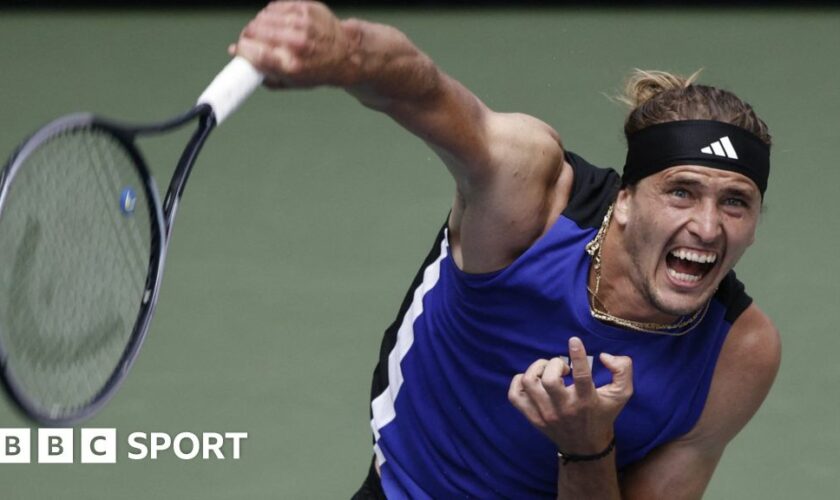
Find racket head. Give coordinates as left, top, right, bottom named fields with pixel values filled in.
left=0, top=113, right=166, bottom=425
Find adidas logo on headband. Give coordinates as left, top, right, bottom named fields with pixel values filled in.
left=700, top=136, right=739, bottom=159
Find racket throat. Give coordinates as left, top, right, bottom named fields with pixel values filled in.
left=163, top=112, right=216, bottom=236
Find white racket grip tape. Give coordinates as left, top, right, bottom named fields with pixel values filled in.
left=197, top=56, right=264, bottom=125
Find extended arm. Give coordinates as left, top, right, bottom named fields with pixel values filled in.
left=232, top=1, right=570, bottom=273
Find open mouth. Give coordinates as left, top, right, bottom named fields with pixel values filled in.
left=665, top=248, right=718, bottom=284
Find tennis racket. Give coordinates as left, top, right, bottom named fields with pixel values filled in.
left=0, top=56, right=263, bottom=425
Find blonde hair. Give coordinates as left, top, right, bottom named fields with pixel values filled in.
left=620, top=69, right=771, bottom=146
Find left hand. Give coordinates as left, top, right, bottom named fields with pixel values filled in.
left=507, top=336, right=634, bottom=454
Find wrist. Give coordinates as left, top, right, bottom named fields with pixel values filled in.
left=557, top=436, right=616, bottom=466
left=337, top=18, right=365, bottom=87
left=555, top=429, right=614, bottom=456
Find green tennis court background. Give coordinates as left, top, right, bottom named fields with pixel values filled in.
left=0, top=6, right=838, bottom=499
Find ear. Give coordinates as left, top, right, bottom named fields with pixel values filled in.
left=613, top=187, right=633, bottom=227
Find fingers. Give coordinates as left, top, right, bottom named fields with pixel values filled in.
left=232, top=37, right=298, bottom=88
left=509, top=357, right=573, bottom=425
left=511, top=346, right=634, bottom=451
left=540, top=356, right=570, bottom=401
left=229, top=1, right=340, bottom=88
left=243, top=20, right=308, bottom=52
left=569, top=337, right=595, bottom=399
left=235, top=37, right=296, bottom=72
left=519, top=358, right=550, bottom=407
left=243, top=2, right=329, bottom=46
left=265, top=0, right=322, bottom=16
left=599, top=352, right=634, bottom=398
left=508, top=374, right=544, bottom=426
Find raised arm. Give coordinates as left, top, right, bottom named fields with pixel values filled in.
left=231, top=1, right=570, bottom=273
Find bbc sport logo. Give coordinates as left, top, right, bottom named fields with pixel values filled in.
left=0, top=428, right=248, bottom=464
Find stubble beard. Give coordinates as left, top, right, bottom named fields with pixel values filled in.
left=625, top=227, right=704, bottom=319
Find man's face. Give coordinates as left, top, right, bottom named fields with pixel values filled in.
left=613, top=165, right=761, bottom=317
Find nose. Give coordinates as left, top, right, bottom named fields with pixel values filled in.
left=687, top=199, right=722, bottom=244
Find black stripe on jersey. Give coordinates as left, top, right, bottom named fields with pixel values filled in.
left=366, top=218, right=448, bottom=437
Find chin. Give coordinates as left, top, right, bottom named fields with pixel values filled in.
left=652, top=294, right=708, bottom=317
left=649, top=280, right=722, bottom=317
left=649, top=259, right=730, bottom=317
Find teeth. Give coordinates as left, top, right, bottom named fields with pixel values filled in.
left=670, top=248, right=717, bottom=264
left=667, top=268, right=701, bottom=282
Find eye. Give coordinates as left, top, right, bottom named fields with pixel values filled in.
left=670, top=188, right=690, bottom=199
left=723, top=197, right=748, bottom=208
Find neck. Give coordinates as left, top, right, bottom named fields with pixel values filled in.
left=589, top=218, right=681, bottom=325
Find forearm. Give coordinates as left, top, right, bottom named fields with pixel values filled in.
left=340, top=18, right=489, bottom=166
left=234, top=3, right=495, bottom=180
left=509, top=345, right=634, bottom=500
left=341, top=19, right=440, bottom=109
left=557, top=454, right=621, bottom=500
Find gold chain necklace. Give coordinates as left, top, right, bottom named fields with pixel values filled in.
left=584, top=203, right=709, bottom=336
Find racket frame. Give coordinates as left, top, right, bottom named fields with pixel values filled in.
left=0, top=104, right=217, bottom=425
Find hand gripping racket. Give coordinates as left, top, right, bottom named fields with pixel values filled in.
left=0, top=57, right=263, bottom=425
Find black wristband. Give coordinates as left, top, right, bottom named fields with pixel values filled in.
left=557, top=438, right=616, bottom=465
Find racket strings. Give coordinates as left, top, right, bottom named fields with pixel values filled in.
left=0, top=127, right=153, bottom=417
left=87, top=132, right=150, bottom=283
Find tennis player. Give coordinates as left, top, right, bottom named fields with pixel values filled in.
left=231, top=2, right=781, bottom=498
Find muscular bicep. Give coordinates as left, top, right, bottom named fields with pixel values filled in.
left=368, top=72, right=495, bottom=180
left=343, top=25, right=499, bottom=187
left=344, top=20, right=568, bottom=272
left=385, top=78, right=569, bottom=272
left=445, top=110, right=569, bottom=273
left=377, top=71, right=565, bottom=195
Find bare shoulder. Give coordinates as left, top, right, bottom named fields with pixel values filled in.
left=685, top=303, right=781, bottom=447
left=449, top=110, right=573, bottom=273
left=619, top=305, right=780, bottom=498
left=483, top=110, right=574, bottom=221
left=454, top=110, right=566, bottom=193
left=485, top=111, right=562, bottom=151
left=485, top=112, right=565, bottom=177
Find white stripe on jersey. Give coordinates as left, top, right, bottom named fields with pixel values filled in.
left=370, top=232, right=449, bottom=468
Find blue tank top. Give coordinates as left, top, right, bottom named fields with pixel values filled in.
left=367, top=152, right=751, bottom=498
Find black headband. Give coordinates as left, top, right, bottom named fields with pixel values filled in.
left=622, top=120, right=770, bottom=196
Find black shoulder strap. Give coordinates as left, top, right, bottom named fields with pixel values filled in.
left=562, top=151, right=622, bottom=230
left=715, top=270, right=753, bottom=324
